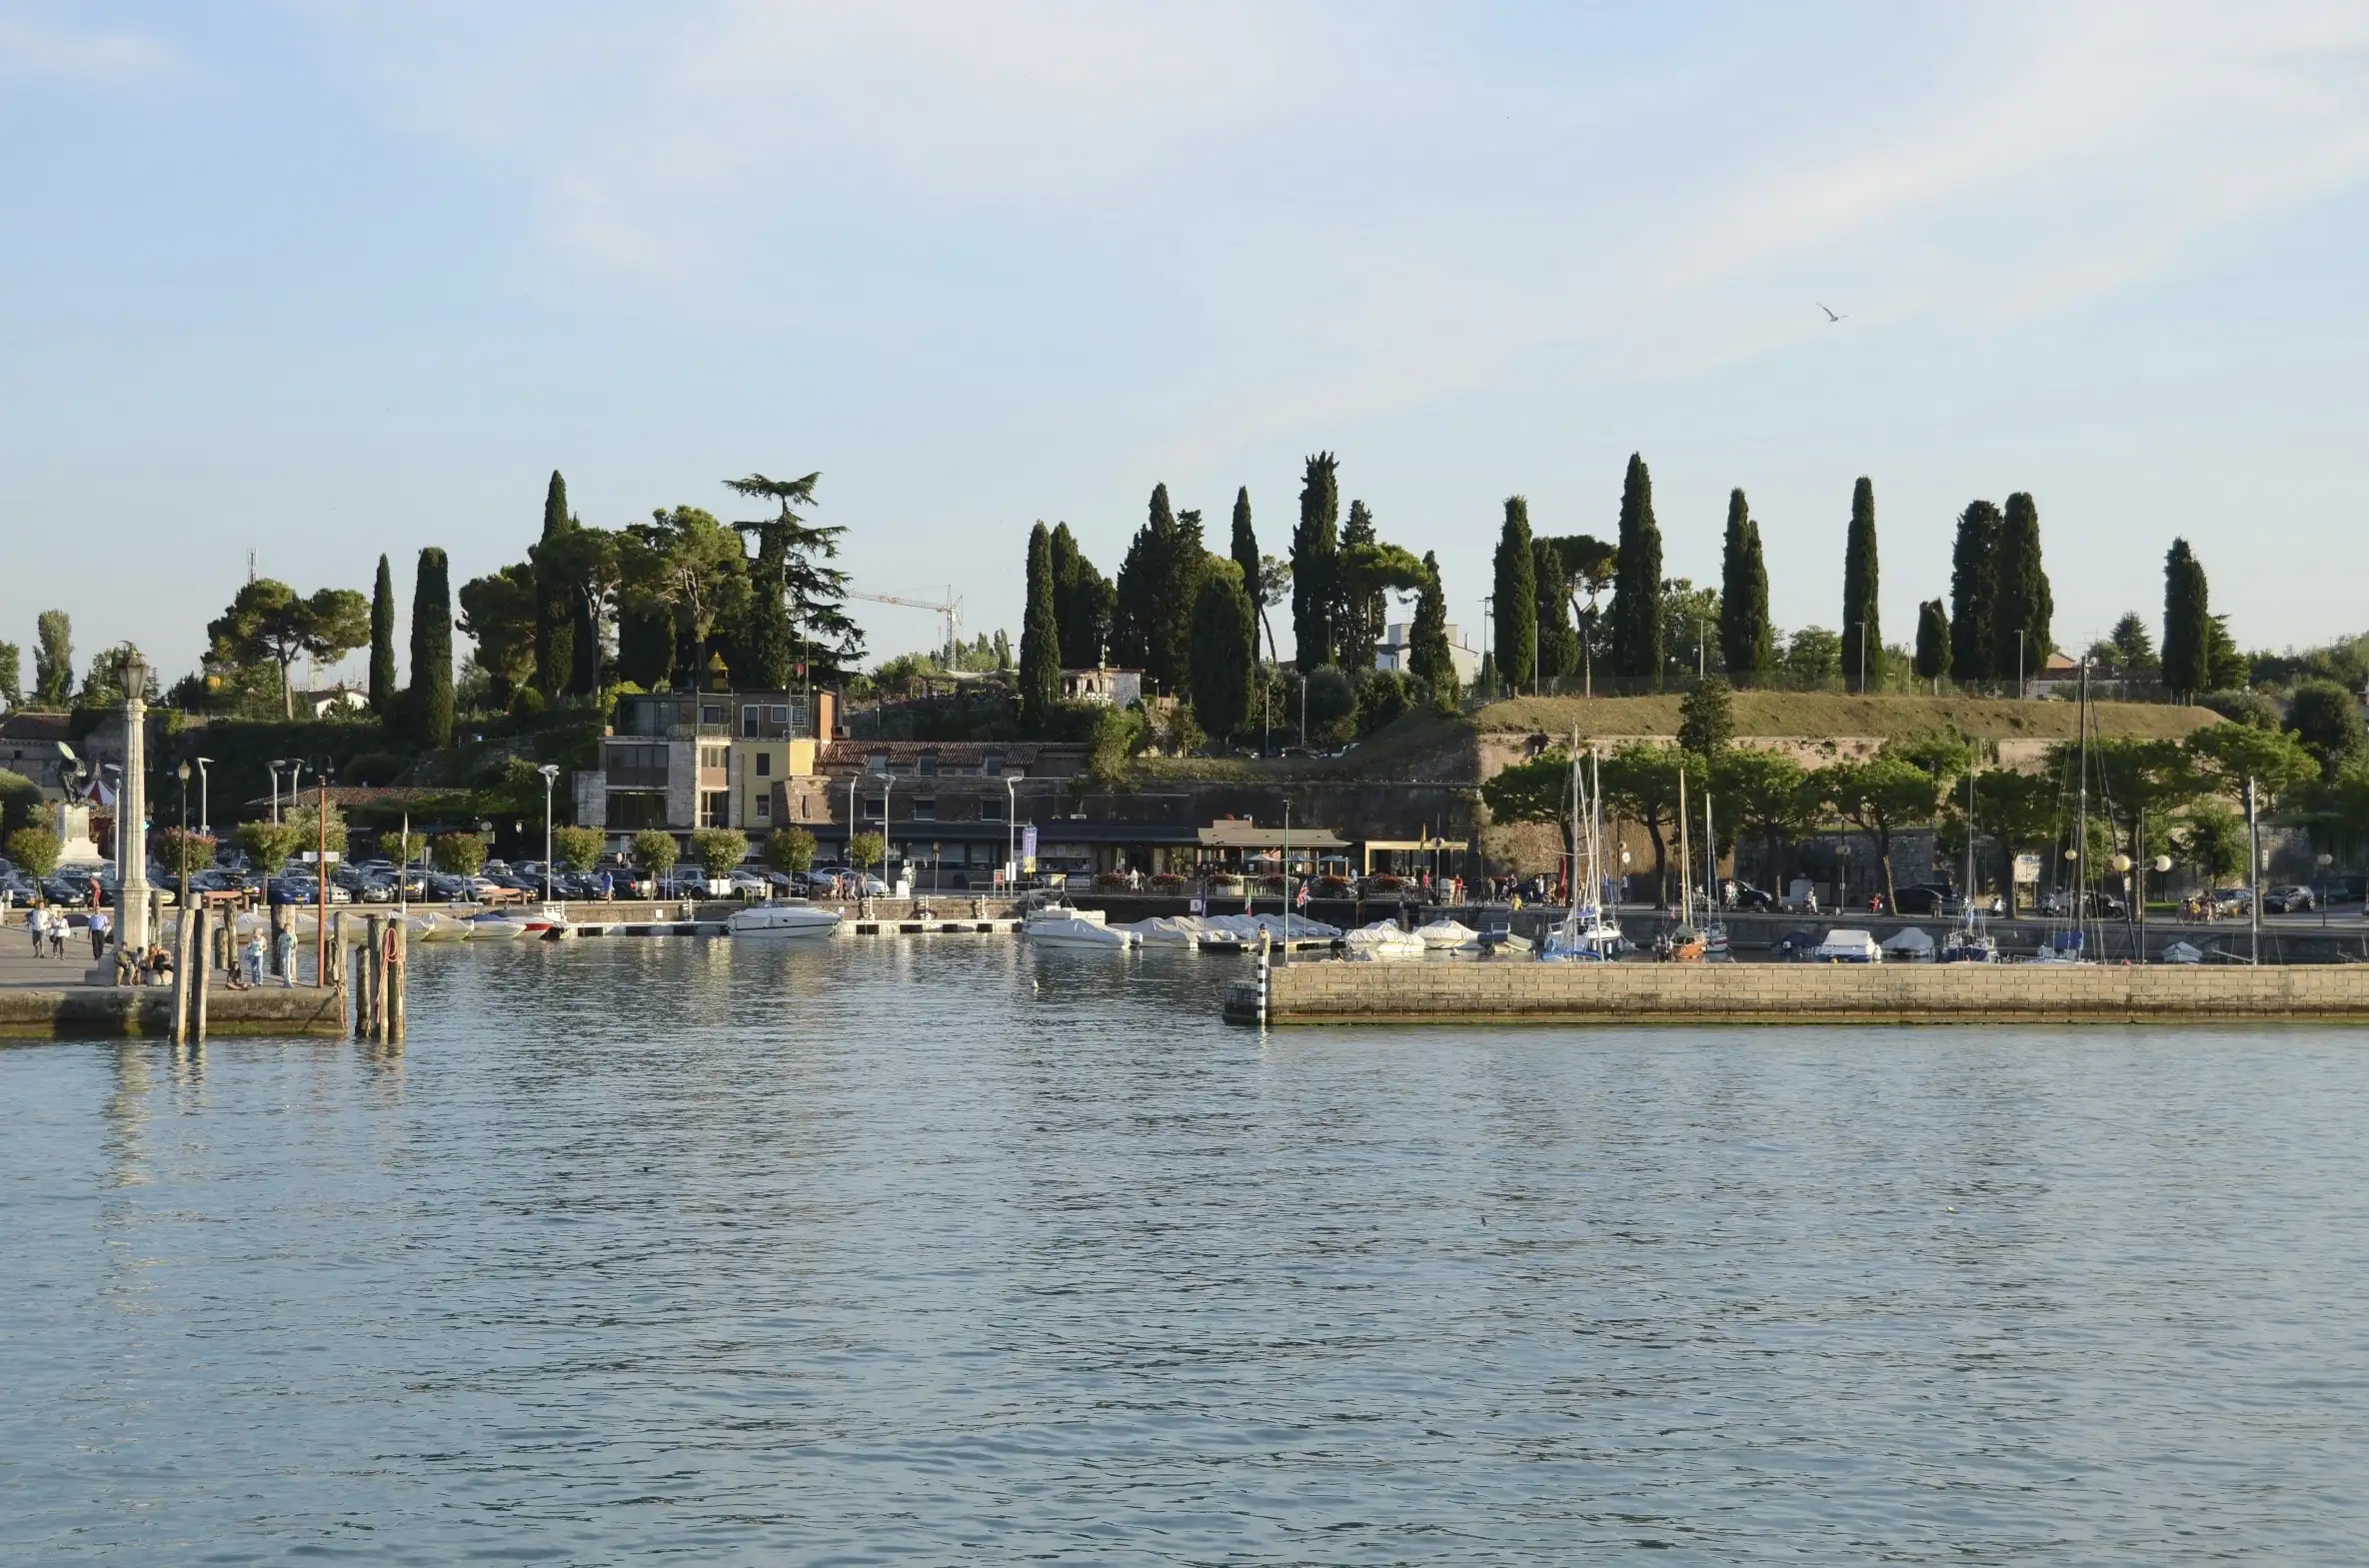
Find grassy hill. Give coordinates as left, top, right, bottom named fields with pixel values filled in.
left=1472, top=692, right=2218, bottom=742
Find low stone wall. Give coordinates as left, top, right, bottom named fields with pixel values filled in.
left=1236, top=958, right=2369, bottom=1025
left=0, top=986, right=347, bottom=1039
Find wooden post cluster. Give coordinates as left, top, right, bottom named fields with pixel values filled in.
left=353, top=913, right=407, bottom=1041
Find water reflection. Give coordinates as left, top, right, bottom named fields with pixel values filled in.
left=5, top=939, right=2368, bottom=1563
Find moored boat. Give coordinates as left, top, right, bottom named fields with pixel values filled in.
left=726, top=899, right=843, bottom=939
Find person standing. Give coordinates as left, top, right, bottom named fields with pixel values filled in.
left=272, top=921, right=297, bottom=986
left=87, top=906, right=111, bottom=960
left=26, top=903, right=45, bottom=955
left=242, top=929, right=267, bottom=988
left=48, top=909, right=67, bottom=958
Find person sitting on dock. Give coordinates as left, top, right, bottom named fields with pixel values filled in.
left=144, top=942, right=174, bottom=985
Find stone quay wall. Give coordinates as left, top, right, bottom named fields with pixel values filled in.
left=1231, top=959, right=2369, bottom=1026
left=0, top=986, right=347, bottom=1039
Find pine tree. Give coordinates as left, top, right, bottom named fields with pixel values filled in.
left=1533, top=537, right=1578, bottom=682
left=1992, top=492, right=2052, bottom=692
left=369, top=554, right=398, bottom=716
left=532, top=470, right=574, bottom=703
left=1717, top=489, right=1771, bottom=682
left=1410, top=552, right=1455, bottom=707
left=1337, top=499, right=1382, bottom=671
left=1492, top=497, right=1537, bottom=694
left=1187, top=571, right=1255, bottom=742
left=1840, top=477, right=1881, bottom=694
left=1608, top=453, right=1662, bottom=682
left=409, top=548, right=454, bottom=747
left=1019, top=523, right=1061, bottom=731
left=1229, top=488, right=1260, bottom=663
left=1949, top=500, right=2000, bottom=683
left=1913, top=599, right=1951, bottom=690
left=1289, top=453, right=1339, bottom=669
left=2161, top=537, right=2211, bottom=698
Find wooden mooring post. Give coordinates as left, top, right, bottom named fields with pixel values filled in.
left=191, top=902, right=212, bottom=1045
left=170, top=903, right=194, bottom=1045
left=388, top=917, right=407, bottom=1041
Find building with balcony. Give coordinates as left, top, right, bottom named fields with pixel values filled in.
left=573, top=689, right=840, bottom=849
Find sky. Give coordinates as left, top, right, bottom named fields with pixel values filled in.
left=6, top=1, right=2369, bottom=690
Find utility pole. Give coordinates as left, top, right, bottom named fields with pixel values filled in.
left=2246, top=776, right=2261, bottom=965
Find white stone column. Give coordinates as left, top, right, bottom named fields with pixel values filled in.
left=118, top=653, right=151, bottom=953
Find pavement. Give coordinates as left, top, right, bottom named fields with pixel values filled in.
left=0, top=936, right=116, bottom=989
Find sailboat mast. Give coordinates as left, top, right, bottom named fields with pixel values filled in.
left=2076, top=659, right=2091, bottom=949
left=1677, top=767, right=1690, bottom=926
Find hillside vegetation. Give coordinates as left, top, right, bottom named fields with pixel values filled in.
left=1473, top=693, right=2218, bottom=742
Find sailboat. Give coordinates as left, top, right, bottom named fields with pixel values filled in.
left=2029, top=659, right=2097, bottom=964
left=1660, top=767, right=1709, bottom=962
left=1540, top=744, right=1626, bottom=961
left=1702, top=776, right=1731, bottom=961
left=1938, top=770, right=1999, bottom=963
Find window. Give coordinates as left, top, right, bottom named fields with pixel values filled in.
left=756, top=794, right=772, bottom=820
left=700, top=704, right=725, bottom=728
left=981, top=794, right=1007, bottom=822
left=755, top=754, right=772, bottom=778
left=863, top=795, right=887, bottom=820
left=606, top=744, right=669, bottom=789
left=917, top=753, right=939, bottom=777
left=699, top=790, right=731, bottom=827
left=606, top=792, right=669, bottom=830
left=912, top=798, right=937, bottom=821
left=866, top=752, right=888, bottom=774
left=769, top=706, right=790, bottom=726
left=741, top=705, right=760, bottom=739
left=982, top=752, right=1005, bottom=777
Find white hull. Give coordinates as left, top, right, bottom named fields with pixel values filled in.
left=727, top=904, right=843, bottom=939
left=1027, top=915, right=1139, bottom=949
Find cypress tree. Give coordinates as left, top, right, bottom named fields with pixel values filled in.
left=532, top=470, right=574, bottom=703
left=1533, top=537, right=1579, bottom=682
left=1229, top=488, right=1260, bottom=663
left=1289, top=453, right=1339, bottom=669
left=1840, top=477, right=1881, bottom=694
left=369, top=554, right=398, bottom=716
left=1717, top=489, right=1771, bottom=682
left=1409, top=552, right=1456, bottom=708
left=409, top=547, right=454, bottom=748
left=1608, top=453, right=1662, bottom=682
left=2161, top=537, right=2211, bottom=698
left=1491, top=497, right=1536, bottom=694
left=1049, top=524, right=1113, bottom=669
left=1992, top=492, right=2052, bottom=692
left=1019, top=523, right=1062, bottom=730
left=1949, top=500, right=2000, bottom=682
left=1187, top=571, right=1255, bottom=742
left=1338, top=499, right=1381, bottom=671
left=1111, top=486, right=1200, bottom=695
left=1913, top=600, right=1951, bottom=690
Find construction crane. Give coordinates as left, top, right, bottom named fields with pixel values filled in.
left=847, top=587, right=964, bottom=665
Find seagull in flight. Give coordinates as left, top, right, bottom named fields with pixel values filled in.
left=1818, top=303, right=1847, bottom=323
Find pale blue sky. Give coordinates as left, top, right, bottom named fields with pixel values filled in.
left=6, top=2, right=2368, bottom=687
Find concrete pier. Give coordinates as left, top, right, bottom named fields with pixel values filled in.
left=1224, top=958, right=2369, bottom=1026
left=0, top=984, right=346, bottom=1039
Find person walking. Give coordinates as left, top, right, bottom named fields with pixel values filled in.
left=26, top=903, right=45, bottom=955
left=48, top=908, right=67, bottom=958
left=87, top=906, right=111, bottom=960
left=272, top=921, right=298, bottom=986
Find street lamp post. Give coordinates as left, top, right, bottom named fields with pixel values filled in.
left=2318, top=850, right=2334, bottom=929
left=268, top=760, right=288, bottom=824
left=195, top=757, right=213, bottom=836
left=538, top=765, right=560, bottom=903
left=176, top=761, right=192, bottom=947
left=1004, top=775, right=1018, bottom=885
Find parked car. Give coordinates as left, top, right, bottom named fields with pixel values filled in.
left=2210, top=887, right=2253, bottom=916
left=2039, top=888, right=2126, bottom=918
left=1724, top=880, right=1778, bottom=912
left=2263, top=884, right=2316, bottom=914
left=1890, top=883, right=1958, bottom=917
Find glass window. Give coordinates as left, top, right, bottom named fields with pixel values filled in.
left=912, top=798, right=937, bottom=821
left=982, top=752, right=1005, bottom=777
left=699, top=790, right=731, bottom=827
left=867, top=753, right=888, bottom=774
left=756, top=795, right=772, bottom=820
left=769, top=706, right=790, bottom=725
left=701, top=704, right=725, bottom=727
left=863, top=795, right=886, bottom=820
left=756, top=754, right=772, bottom=778
left=741, top=706, right=759, bottom=738
left=917, top=754, right=939, bottom=777
left=981, top=795, right=1007, bottom=821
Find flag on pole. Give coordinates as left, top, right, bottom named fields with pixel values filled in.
left=1294, top=880, right=1310, bottom=909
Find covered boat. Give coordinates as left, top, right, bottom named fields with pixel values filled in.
left=1413, top=917, right=1482, bottom=951
left=1343, top=920, right=1425, bottom=960
left=1025, top=911, right=1139, bottom=948
left=1810, top=928, right=1882, bottom=963
left=1880, top=926, right=1936, bottom=962
left=726, top=899, right=843, bottom=939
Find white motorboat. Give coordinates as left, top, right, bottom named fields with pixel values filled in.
left=463, top=911, right=533, bottom=940
left=1810, top=928, right=1883, bottom=963
left=727, top=899, right=843, bottom=939
left=1413, top=917, right=1481, bottom=951
left=1344, top=920, right=1425, bottom=960
left=1122, top=915, right=1208, bottom=946
left=1026, top=913, right=1139, bottom=949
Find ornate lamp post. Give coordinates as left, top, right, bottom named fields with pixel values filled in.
left=116, top=648, right=153, bottom=955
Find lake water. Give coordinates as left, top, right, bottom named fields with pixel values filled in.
left=6, top=937, right=2368, bottom=1564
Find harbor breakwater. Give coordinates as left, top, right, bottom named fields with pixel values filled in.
left=0, top=985, right=347, bottom=1039
left=1224, top=959, right=2369, bottom=1026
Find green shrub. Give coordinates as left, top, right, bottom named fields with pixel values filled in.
left=690, top=827, right=748, bottom=878
left=551, top=825, right=604, bottom=873
left=630, top=829, right=678, bottom=876
left=6, top=825, right=60, bottom=878
left=764, top=827, right=817, bottom=873
left=435, top=831, right=489, bottom=875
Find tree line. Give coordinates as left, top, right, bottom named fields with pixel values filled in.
left=1016, top=456, right=1458, bottom=744
left=1484, top=690, right=2351, bottom=913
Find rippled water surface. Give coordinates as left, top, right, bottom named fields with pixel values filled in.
left=6, top=938, right=2369, bottom=1563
